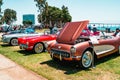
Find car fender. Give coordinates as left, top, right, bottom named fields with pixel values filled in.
left=74, top=41, right=93, bottom=55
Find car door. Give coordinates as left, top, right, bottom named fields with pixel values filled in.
left=94, top=37, right=117, bottom=57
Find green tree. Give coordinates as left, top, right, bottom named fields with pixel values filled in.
left=43, top=2, right=48, bottom=23
left=38, top=5, right=72, bottom=28
left=22, top=20, right=33, bottom=27
left=0, top=0, right=3, bottom=24
left=40, top=6, right=61, bottom=27
left=2, top=8, right=17, bottom=24
left=61, top=5, right=71, bottom=23
left=0, top=0, right=3, bottom=12
left=34, top=0, right=46, bottom=24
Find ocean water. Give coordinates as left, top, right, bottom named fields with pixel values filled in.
left=97, top=26, right=120, bottom=32
left=88, top=24, right=120, bottom=32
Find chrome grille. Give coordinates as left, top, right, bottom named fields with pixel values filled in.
left=50, top=49, right=70, bottom=58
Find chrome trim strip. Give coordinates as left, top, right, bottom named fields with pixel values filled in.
left=72, top=56, right=81, bottom=58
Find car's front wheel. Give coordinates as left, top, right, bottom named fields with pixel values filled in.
left=33, top=43, right=45, bottom=53
left=10, top=38, right=18, bottom=46
left=79, top=50, right=93, bottom=69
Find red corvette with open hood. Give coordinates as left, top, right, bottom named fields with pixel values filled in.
left=47, top=20, right=120, bottom=69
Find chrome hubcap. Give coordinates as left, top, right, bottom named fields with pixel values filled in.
left=82, top=51, right=93, bottom=68
left=35, top=43, right=43, bottom=53
left=11, top=39, right=18, bottom=46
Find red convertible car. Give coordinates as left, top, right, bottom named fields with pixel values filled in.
left=47, top=20, right=120, bottom=69
left=18, top=31, right=57, bottom=53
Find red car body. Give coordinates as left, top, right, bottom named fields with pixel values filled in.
left=18, top=34, right=56, bottom=53
left=47, top=20, right=120, bottom=69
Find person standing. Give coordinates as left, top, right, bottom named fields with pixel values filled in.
left=113, top=28, right=120, bottom=37
left=116, top=29, right=120, bottom=37
left=52, top=24, right=58, bottom=34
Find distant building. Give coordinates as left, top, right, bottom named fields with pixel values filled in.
left=23, top=14, right=35, bottom=24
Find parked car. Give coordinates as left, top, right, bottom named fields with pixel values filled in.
left=3, top=27, right=35, bottom=35
left=18, top=30, right=57, bottom=53
left=46, top=20, right=120, bottom=69
left=1, top=32, right=43, bottom=46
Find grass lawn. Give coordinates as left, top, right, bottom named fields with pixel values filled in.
left=0, top=31, right=120, bottom=80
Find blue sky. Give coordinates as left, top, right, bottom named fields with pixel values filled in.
left=2, top=0, right=120, bottom=24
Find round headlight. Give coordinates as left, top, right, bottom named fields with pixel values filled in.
left=70, top=46, right=76, bottom=53
left=26, top=42, right=29, bottom=45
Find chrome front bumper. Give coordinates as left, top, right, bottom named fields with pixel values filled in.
left=50, top=49, right=81, bottom=61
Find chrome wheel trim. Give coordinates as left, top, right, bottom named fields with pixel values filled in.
left=34, top=43, right=44, bottom=53
left=11, top=38, right=18, bottom=46
left=82, top=51, right=93, bottom=68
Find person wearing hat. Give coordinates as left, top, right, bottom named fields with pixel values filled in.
left=113, top=28, right=120, bottom=37
left=116, top=29, right=120, bottom=37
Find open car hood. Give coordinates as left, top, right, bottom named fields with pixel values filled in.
left=56, top=20, right=89, bottom=44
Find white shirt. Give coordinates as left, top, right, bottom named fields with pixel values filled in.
left=116, top=32, right=120, bottom=37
